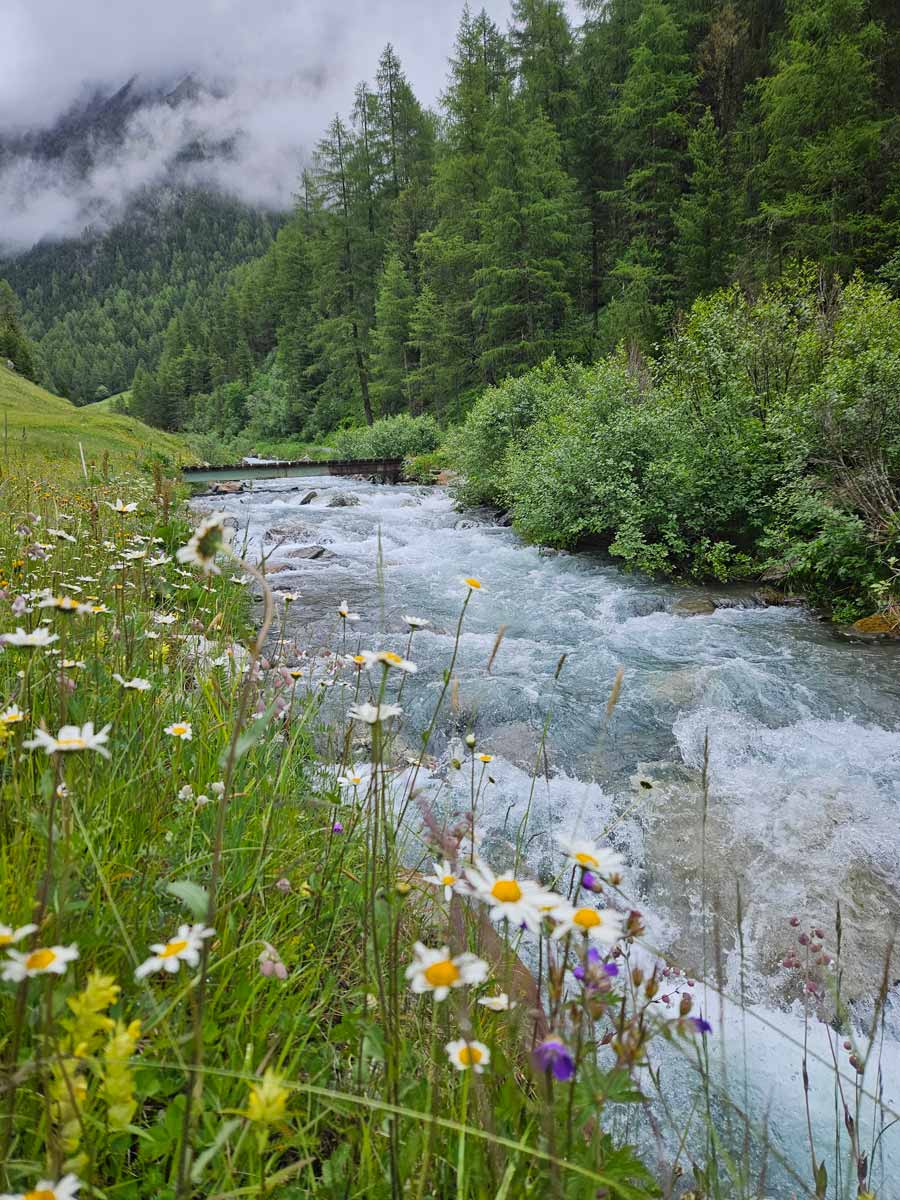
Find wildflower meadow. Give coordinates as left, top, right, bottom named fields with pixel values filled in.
left=0, top=446, right=893, bottom=1200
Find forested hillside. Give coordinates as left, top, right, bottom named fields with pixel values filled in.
left=117, top=0, right=900, bottom=443
left=1, top=191, right=279, bottom=404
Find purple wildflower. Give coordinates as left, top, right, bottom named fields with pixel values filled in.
left=690, top=1015, right=712, bottom=1036
left=332, top=821, right=344, bottom=834
left=573, top=946, right=619, bottom=986
left=532, top=1037, right=575, bottom=1082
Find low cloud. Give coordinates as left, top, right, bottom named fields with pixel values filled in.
left=0, top=0, right=544, bottom=252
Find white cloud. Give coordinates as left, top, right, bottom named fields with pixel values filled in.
left=0, top=0, right=580, bottom=251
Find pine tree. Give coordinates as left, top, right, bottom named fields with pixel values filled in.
left=673, top=109, right=738, bottom=300
left=759, top=0, right=893, bottom=272
left=474, top=90, right=582, bottom=381
left=510, top=0, right=577, bottom=148
left=371, top=252, right=416, bottom=415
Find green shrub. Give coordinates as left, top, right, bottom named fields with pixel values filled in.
left=332, top=412, right=442, bottom=460
left=452, top=268, right=900, bottom=607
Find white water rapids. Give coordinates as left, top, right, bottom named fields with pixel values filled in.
left=202, top=474, right=900, bottom=1196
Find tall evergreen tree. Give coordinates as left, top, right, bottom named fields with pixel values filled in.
left=759, top=0, right=893, bottom=272
left=371, top=252, right=416, bottom=414
left=475, top=90, right=583, bottom=380
left=673, top=109, right=738, bottom=299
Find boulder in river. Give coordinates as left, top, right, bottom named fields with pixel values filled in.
left=672, top=597, right=717, bottom=616
left=327, top=493, right=360, bottom=508
left=299, top=490, right=318, bottom=505
left=263, top=524, right=317, bottom=545
left=205, top=480, right=244, bottom=495
left=287, top=545, right=334, bottom=561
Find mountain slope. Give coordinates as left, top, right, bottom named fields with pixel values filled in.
left=0, top=363, right=185, bottom=472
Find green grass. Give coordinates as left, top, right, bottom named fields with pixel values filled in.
left=0, top=369, right=184, bottom=474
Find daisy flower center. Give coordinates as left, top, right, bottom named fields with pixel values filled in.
left=441, top=874, right=456, bottom=886
left=160, top=939, right=189, bottom=958
left=423, top=959, right=460, bottom=988
left=382, top=652, right=402, bottom=665
left=171, top=725, right=188, bottom=736
left=26, top=1190, right=56, bottom=1200
left=57, top=738, right=86, bottom=748
left=0, top=934, right=11, bottom=945
left=464, top=577, right=481, bottom=589
left=575, top=852, right=599, bottom=867
left=573, top=908, right=602, bottom=929
left=459, top=1045, right=483, bottom=1065
left=25, top=948, right=56, bottom=970
left=492, top=879, right=522, bottom=903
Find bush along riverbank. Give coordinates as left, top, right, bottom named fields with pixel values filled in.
left=448, top=266, right=900, bottom=627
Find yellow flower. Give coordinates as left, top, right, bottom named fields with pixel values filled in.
left=462, top=577, right=483, bottom=590
left=244, top=1069, right=290, bottom=1125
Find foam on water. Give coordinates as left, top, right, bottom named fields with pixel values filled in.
left=202, top=475, right=900, bottom=1192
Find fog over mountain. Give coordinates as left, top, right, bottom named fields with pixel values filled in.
left=0, top=0, right=537, bottom=251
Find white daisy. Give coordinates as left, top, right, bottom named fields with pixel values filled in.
left=556, top=836, right=626, bottom=882
left=445, top=1038, right=490, bottom=1073
left=402, top=615, right=430, bottom=629
left=405, top=942, right=488, bottom=1001
left=423, top=859, right=465, bottom=903
left=176, top=514, right=231, bottom=576
left=148, top=555, right=172, bottom=568
left=338, top=601, right=359, bottom=622
left=164, top=722, right=193, bottom=740
left=461, top=577, right=484, bottom=591
left=134, top=924, right=214, bottom=979
left=47, top=528, right=77, bottom=543
left=2, top=943, right=79, bottom=981
left=23, top=723, right=111, bottom=759
left=348, top=702, right=402, bottom=725
left=0, top=705, right=27, bottom=725
left=153, top=613, right=178, bottom=626
left=477, top=993, right=514, bottom=1012
left=465, top=862, right=551, bottom=933
left=112, top=675, right=152, bottom=691
left=549, top=902, right=625, bottom=946
left=0, top=1172, right=82, bottom=1200
left=0, top=922, right=37, bottom=947
left=105, top=499, right=138, bottom=513
left=356, top=650, right=417, bottom=674
left=2, top=627, right=59, bottom=648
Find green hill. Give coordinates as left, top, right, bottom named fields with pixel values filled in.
left=0, top=365, right=185, bottom=475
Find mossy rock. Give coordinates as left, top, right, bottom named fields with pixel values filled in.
left=851, top=613, right=900, bottom=635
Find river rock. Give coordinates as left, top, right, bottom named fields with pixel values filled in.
left=264, top=524, right=316, bottom=545
left=299, top=490, right=318, bottom=505
left=495, top=510, right=514, bottom=527
left=287, top=545, right=334, bottom=561
left=672, top=597, right=717, bottom=616
left=204, top=480, right=243, bottom=495
left=753, top=587, right=806, bottom=607
left=327, top=493, right=360, bottom=508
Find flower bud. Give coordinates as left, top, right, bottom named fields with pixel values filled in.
left=679, top=994, right=693, bottom=1016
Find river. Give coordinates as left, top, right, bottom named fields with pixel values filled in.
left=202, top=473, right=900, bottom=1196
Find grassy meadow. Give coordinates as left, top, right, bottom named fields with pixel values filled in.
left=0, top=380, right=893, bottom=1200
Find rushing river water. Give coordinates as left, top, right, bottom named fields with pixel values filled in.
left=202, top=473, right=900, bottom=1195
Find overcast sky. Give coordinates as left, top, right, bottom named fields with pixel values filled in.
left=0, top=0, right=579, bottom=251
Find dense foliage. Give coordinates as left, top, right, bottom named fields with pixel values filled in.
left=0, top=279, right=36, bottom=379
left=94, top=0, right=900, bottom=442
left=1, top=191, right=279, bottom=404
left=450, top=270, right=900, bottom=617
